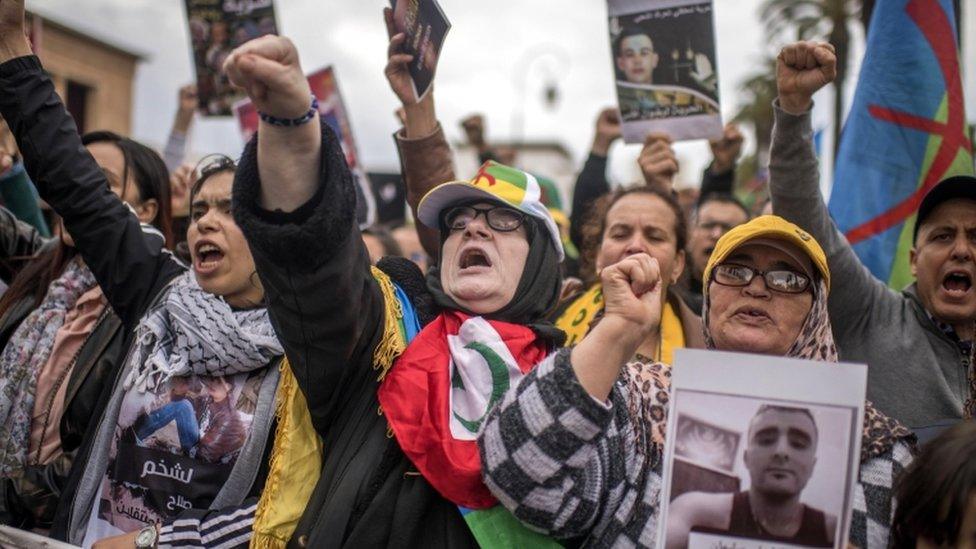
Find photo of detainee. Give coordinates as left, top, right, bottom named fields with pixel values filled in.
left=91, top=370, right=264, bottom=534
left=184, top=0, right=278, bottom=116
left=663, top=391, right=858, bottom=549
left=607, top=0, right=723, bottom=141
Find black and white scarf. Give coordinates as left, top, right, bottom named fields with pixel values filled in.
left=123, top=271, right=283, bottom=393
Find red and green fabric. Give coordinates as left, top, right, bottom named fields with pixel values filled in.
left=378, top=310, right=564, bottom=546
left=829, top=0, right=973, bottom=289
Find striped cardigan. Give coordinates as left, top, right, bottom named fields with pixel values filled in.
left=478, top=349, right=913, bottom=548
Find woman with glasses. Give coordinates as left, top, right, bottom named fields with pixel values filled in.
left=480, top=215, right=915, bottom=548
left=559, top=186, right=706, bottom=360
left=0, top=12, right=291, bottom=545
left=218, top=26, right=651, bottom=545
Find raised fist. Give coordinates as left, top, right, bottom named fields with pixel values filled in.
left=592, top=107, right=621, bottom=156
left=460, top=115, right=486, bottom=148
left=600, top=253, right=663, bottom=337
left=222, top=35, right=312, bottom=120
left=776, top=41, right=837, bottom=115
left=709, top=123, right=743, bottom=174
left=638, top=133, right=678, bottom=193
left=0, top=0, right=30, bottom=63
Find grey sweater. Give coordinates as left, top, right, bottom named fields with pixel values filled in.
left=769, top=103, right=973, bottom=430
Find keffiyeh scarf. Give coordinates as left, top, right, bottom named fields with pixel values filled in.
left=123, top=271, right=283, bottom=393
left=0, top=257, right=96, bottom=477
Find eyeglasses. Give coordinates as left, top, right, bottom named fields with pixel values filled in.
left=444, top=205, right=526, bottom=232
left=712, top=263, right=811, bottom=294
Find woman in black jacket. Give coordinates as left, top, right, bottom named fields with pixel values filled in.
left=221, top=31, right=638, bottom=547
left=0, top=130, right=172, bottom=531
left=0, top=6, right=286, bottom=546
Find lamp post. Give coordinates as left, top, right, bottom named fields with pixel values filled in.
left=510, top=43, right=571, bottom=146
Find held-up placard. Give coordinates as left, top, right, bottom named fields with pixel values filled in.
left=390, top=0, right=451, bottom=100
left=658, top=349, right=866, bottom=549
left=184, top=0, right=279, bottom=116
left=607, top=0, right=723, bottom=142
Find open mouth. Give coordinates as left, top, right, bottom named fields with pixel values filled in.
left=943, top=271, right=973, bottom=296
left=733, top=305, right=771, bottom=321
left=459, top=248, right=492, bottom=271
left=194, top=242, right=225, bottom=273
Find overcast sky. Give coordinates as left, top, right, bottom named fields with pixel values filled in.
left=27, top=0, right=975, bottom=187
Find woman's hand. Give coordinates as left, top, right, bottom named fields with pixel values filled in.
left=0, top=0, right=31, bottom=64
left=572, top=253, right=662, bottom=401
left=223, top=35, right=321, bottom=212
left=383, top=7, right=436, bottom=138
left=600, top=253, right=663, bottom=343
left=91, top=529, right=140, bottom=548
left=223, top=35, right=312, bottom=120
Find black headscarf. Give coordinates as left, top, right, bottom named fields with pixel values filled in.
left=426, top=209, right=565, bottom=348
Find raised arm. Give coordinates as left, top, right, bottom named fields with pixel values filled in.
left=769, top=41, right=896, bottom=329
left=385, top=7, right=450, bottom=260
left=0, top=7, right=180, bottom=327
left=480, top=253, right=662, bottom=537
left=570, top=109, right=619, bottom=250
left=699, top=123, right=743, bottom=197
left=227, top=36, right=386, bottom=434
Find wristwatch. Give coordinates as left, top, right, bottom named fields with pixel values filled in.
left=135, top=524, right=159, bottom=548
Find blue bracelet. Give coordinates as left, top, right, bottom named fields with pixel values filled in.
left=258, top=95, right=319, bottom=127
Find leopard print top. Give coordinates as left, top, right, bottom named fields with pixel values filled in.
left=622, top=278, right=914, bottom=462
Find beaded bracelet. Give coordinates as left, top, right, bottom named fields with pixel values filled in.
left=258, top=95, right=319, bottom=127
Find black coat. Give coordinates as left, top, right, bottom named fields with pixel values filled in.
left=233, top=120, right=476, bottom=548
left=0, top=55, right=194, bottom=538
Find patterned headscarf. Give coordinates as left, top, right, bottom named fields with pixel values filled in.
left=623, top=249, right=915, bottom=461
left=705, top=260, right=914, bottom=461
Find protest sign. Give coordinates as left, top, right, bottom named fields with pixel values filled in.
left=658, top=349, right=866, bottom=549
left=234, top=67, right=377, bottom=228
left=389, top=0, right=451, bottom=99
left=184, top=0, right=278, bottom=116
left=607, top=0, right=723, bottom=142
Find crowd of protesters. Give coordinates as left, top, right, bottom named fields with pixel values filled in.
left=0, top=1, right=974, bottom=548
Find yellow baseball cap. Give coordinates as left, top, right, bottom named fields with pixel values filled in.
left=703, top=215, right=830, bottom=293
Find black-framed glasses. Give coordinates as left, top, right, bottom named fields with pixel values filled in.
left=712, top=263, right=812, bottom=294
left=444, top=205, right=526, bottom=232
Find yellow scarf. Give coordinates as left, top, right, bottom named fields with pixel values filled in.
left=250, top=267, right=407, bottom=548
left=555, top=283, right=685, bottom=364
left=251, top=359, right=323, bottom=549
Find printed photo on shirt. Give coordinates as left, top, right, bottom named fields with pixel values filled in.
left=658, top=350, right=866, bottom=549
left=92, top=369, right=266, bottom=535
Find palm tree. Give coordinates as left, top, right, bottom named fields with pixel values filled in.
left=759, top=0, right=860, bottom=156
left=731, top=56, right=779, bottom=210
left=732, top=57, right=778, bottom=174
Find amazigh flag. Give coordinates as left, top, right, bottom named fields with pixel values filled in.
left=829, top=0, right=973, bottom=289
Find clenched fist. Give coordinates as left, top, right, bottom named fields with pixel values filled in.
left=600, top=253, right=663, bottom=338
left=777, top=41, right=837, bottom=115
left=222, top=35, right=312, bottom=120
left=638, top=133, right=678, bottom=193
left=0, top=0, right=30, bottom=63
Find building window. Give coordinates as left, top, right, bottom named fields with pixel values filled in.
left=65, top=80, right=91, bottom=134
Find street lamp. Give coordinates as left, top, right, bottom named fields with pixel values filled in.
left=510, top=43, right=571, bottom=146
